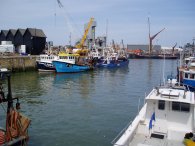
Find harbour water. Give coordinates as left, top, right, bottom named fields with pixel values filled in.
left=0, top=59, right=178, bottom=146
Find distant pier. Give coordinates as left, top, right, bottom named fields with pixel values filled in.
left=0, top=55, right=37, bottom=72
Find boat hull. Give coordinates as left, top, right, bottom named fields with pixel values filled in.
left=36, top=61, right=56, bottom=72
left=96, top=59, right=129, bottom=68
left=183, top=79, right=195, bottom=91
left=52, top=61, right=90, bottom=73
left=129, top=54, right=178, bottom=59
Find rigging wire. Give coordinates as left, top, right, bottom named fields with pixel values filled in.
left=0, top=103, right=6, bottom=113
left=55, top=0, right=82, bottom=44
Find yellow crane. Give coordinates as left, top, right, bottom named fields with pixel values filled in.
left=76, top=17, right=94, bottom=49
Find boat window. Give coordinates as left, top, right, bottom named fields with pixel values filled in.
left=190, top=74, right=195, bottom=79
left=172, top=102, right=180, bottom=111
left=172, top=102, right=190, bottom=112
left=180, top=103, right=190, bottom=112
left=184, top=73, right=188, bottom=79
left=158, top=100, right=165, bottom=110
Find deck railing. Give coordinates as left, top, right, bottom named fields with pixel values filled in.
left=111, top=120, right=133, bottom=146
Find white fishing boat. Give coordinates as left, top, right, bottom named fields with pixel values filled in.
left=36, top=54, right=58, bottom=72
left=112, top=85, right=195, bottom=146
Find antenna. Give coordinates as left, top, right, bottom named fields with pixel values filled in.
left=163, top=52, right=166, bottom=85
left=193, top=37, right=195, bottom=54
left=106, top=19, right=108, bottom=47
left=148, top=17, right=151, bottom=41
left=69, top=32, right=71, bottom=46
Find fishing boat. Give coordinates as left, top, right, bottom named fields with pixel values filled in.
left=96, top=55, right=129, bottom=68
left=112, top=84, right=195, bottom=146
left=36, top=54, right=58, bottom=72
left=178, top=56, right=195, bottom=91
left=95, top=46, right=129, bottom=68
left=0, top=69, right=31, bottom=146
left=52, top=52, right=91, bottom=73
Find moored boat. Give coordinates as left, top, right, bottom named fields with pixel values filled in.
left=96, top=56, right=129, bottom=68
left=36, top=54, right=58, bottom=72
left=178, top=56, right=195, bottom=91
left=52, top=53, right=91, bottom=73
left=0, top=69, right=31, bottom=146
left=112, top=85, right=195, bottom=146
left=94, top=46, right=129, bottom=68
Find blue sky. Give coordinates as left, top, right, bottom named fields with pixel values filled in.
left=0, top=0, right=195, bottom=47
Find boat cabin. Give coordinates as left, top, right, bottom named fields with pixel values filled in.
left=55, top=53, right=80, bottom=65
left=137, top=87, right=194, bottom=144
left=113, top=86, right=195, bottom=146
left=36, top=54, right=58, bottom=63
left=182, top=70, right=195, bottom=80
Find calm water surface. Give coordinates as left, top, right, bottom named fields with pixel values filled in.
left=0, top=59, right=178, bottom=146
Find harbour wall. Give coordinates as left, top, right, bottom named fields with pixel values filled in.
left=0, top=56, right=37, bottom=72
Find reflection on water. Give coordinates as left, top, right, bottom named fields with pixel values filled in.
left=0, top=60, right=178, bottom=146
left=53, top=71, right=95, bottom=99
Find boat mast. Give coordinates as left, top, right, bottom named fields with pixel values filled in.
left=148, top=17, right=151, bottom=54
left=148, top=17, right=165, bottom=55
left=106, top=19, right=108, bottom=47
left=172, top=43, right=177, bottom=56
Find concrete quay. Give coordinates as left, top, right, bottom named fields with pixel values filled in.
left=0, top=55, right=37, bottom=72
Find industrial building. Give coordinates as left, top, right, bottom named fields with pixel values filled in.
left=0, top=28, right=46, bottom=55
left=84, top=20, right=97, bottom=49
left=127, top=44, right=161, bottom=53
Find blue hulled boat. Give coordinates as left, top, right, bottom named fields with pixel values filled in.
left=178, top=56, right=195, bottom=91
left=52, top=53, right=91, bottom=73
left=90, top=46, right=129, bottom=68
left=95, top=51, right=129, bottom=68
left=96, top=57, right=129, bottom=68
left=180, top=69, right=195, bottom=91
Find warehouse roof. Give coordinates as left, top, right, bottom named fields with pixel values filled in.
left=8, top=29, right=17, bottom=36
left=0, top=30, right=9, bottom=36
left=26, top=28, right=46, bottom=38
left=16, top=28, right=26, bottom=35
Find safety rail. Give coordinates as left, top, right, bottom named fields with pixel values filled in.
left=111, top=120, right=132, bottom=146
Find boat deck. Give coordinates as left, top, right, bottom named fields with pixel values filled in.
left=129, top=133, right=184, bottom=146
